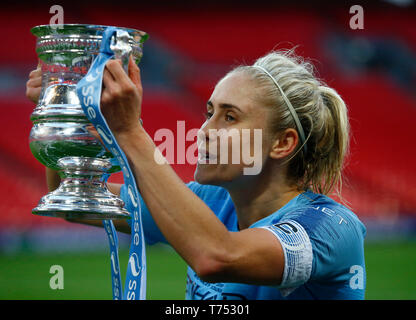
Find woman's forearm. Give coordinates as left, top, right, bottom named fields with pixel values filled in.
left=116, top=128, right=232, bottom=275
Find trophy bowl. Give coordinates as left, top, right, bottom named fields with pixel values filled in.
left=29, top=24, right=148, bottom=219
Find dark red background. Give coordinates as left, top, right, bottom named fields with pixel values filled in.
left=0, top=0, right=415, bottom=231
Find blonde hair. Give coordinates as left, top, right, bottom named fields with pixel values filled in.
left=228, top=49, right=350, bottom=197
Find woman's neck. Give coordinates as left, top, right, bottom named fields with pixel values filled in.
left=225, top=169, right=302, bottom=230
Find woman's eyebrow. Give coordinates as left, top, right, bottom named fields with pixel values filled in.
left=206, top=100, right=243, bottom=113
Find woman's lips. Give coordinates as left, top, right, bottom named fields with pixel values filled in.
left=198, top=148, right=217, bottom=162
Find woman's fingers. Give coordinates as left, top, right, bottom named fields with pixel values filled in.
left=86, top=125, right=110, bottom=152
left=26, top=67, right=43, bottom=103
left=27, top=75, right=42, bottom=87
left=99, top=58, right=143, bottom=135
left=102, top=59, right=139, bottom=105
left=29, top=69, right=41, bottom=79
left=26, top=86, right=42, bottom=103
left=27, top=66, right=42, bottom=87
left=102, top=67, right=119, bottom=104
left=103, top=58, right=142, bottom=94
left=105, top=59, right=131, bottom=87
left=86, top=125, right=100, bottom=139
left=29, top=65, right=41, bottom=78
left=128, top=56, right=142, bottom=92
left=102, top=65, right=116, bottom=86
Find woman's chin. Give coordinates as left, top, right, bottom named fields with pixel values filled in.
left=194, top=167, right=217, bottom=185
left=194, top=164, right=236, bottom=186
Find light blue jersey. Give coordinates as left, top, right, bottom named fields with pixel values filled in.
left=121, top=182, right=366, bottom=300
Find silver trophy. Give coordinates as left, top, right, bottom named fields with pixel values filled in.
left=29, top=24, right=148, bottom=219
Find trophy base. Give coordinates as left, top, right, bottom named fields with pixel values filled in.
left=32, top=156, right=131, bottom=220
left=32, top=201, right=131, bottom=220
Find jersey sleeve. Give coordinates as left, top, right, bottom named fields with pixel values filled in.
left=260, top=205, right=366, bottom=297
left=260, top=219, right=313, bottom=297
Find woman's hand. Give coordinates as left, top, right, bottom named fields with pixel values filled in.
left=26, top=66, right=42, bottom=104
left=101, top=56, right=143, bottom=137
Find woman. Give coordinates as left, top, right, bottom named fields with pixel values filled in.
left=26, top=49, right=366, bottom=300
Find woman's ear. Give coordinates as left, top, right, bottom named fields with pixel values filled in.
left=269, top=128, right=299, bottom=160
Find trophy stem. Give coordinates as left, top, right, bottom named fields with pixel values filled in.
left=32, top=156, right=130, bottom=220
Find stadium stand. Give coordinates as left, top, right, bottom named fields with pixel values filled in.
left=0, top=2, right=414, bottom=237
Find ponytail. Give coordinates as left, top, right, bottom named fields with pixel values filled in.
left=307, top=86, right=350, bottom=196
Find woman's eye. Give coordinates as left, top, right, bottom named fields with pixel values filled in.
left=225, top=114, right=235, bottom=121
left=204, top=112, right=213, bottom=120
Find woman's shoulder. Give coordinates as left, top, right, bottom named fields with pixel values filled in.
left=252, top=190, right=366, bottom=239
left=300, top=191, right=366, bottom=236
left=255, top=190, right=366, bottom=288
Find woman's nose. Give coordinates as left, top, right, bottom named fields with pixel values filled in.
left=198, top=127, right=210, bottom=151
left=199, top=118, right=216, bottom=142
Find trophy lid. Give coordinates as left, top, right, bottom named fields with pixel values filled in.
left=31, top=24, right=148, bottom=65
left=31, top=24, right=148, bottom=43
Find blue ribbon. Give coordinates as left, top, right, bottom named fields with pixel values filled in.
left=76, top=27, right=146, bottom=300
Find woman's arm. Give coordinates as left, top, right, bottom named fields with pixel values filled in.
left=119, top=129, right=285, bottom=285
left=46, top=167, right=61, bottom=192
left=101, top=58, right=285, bottom=285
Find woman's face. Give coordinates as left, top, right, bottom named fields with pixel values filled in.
left=194, top=71, right=274, bottom=187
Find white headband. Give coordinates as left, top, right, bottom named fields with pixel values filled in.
left=253, top=65, right=307, bottom=154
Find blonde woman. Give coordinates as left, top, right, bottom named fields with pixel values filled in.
left=26, top=50, right=366, bottom=300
